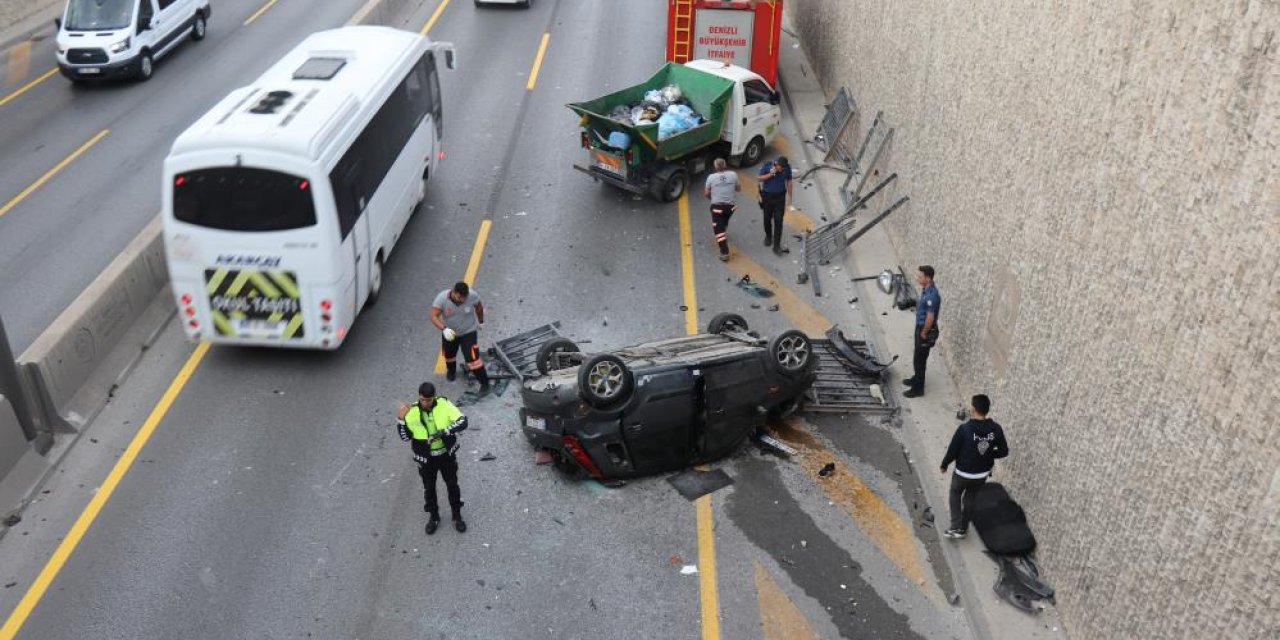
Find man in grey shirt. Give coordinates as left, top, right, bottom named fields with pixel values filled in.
left=431, top=281, right=490, bottom=395
left=703, top=158, right=739, bottom=262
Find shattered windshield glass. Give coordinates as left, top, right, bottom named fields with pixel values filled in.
left=65, top=0, right=134, bottom=31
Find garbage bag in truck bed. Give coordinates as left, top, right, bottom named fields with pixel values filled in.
left=568, top=62, right=734, bottom=161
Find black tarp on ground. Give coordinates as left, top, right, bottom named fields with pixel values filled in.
left=970, top=482, right=1037, bottom=556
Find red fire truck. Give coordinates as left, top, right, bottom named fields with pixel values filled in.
left=666, top=0, right=784, bottom=87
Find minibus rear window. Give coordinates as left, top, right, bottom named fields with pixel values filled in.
left=173, top=168, right=317, bottom=232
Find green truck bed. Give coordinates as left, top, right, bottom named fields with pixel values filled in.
left=567, top=62, right=734, bottom=162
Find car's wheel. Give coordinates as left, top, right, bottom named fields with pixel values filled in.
left=365, top=253, right=384, bottom=308
left=653, top=169, right=688, bottom=202
left=191, top=13, right=207, bottom=41
left=768, top=330, right=813, bottom=375
left=740, top=136, right=765, bottom=167
left=536, top=338, right=580, bottom=376
left=136, top=51, right=154, bottom=81
left=577, top=353, right=633, bottom=409
left=707, top=312, right=749, bottom=335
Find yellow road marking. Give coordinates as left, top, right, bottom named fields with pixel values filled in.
left=770, top=419, right=932, bottom=591
left=0, top=343, right=211, bottom=640
left=5, top=42, right=32, bottom=87
left=0, top=67, right=55, bottom=109
left=697, top=493, right=721, bottom=639
left=679, top=191, right=719, bottom=639
left=243, top=0, right=281, bottom=26
left=0, top=129, right=109, bottom=218
left=434, top=219, right=492, bottom=374
left=678, top=192, right=699, bottom=335
left=525, top=33, right=550, bottom=91
left=419, top=0, right=451, bottom=36
left=754, top=562, right=821, bottom=640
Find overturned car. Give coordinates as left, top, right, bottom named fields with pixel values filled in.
left=518, top=314, right=817, bottom=480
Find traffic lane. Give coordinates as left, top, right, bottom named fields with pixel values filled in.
left=0, top=325, right=197, bottom=633
left=0, top=0, right=370, bottom=350
left=359, top=1, right=712, bottom=637
left=0, top=1, right=569, bottom=636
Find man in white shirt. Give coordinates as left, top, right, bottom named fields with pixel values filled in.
left=703, top=158, right=740, bottom=262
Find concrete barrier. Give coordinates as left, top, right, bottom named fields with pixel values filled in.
left=349, top=0, right=420, bottom=28
left=0, top=395, right=49, bottom=522
left=18, top=216, right=170, bottom=431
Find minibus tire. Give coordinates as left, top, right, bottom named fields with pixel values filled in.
left=366, top=254, right=384, bottom=308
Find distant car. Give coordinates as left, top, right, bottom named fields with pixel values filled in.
left=519, top=313, right=817, bottom=480
left=474, top=0, right=531, bottom=7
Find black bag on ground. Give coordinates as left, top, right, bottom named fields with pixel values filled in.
left=970, top=482, right=1037, bottom=555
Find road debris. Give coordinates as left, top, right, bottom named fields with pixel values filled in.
left=818, top=462, right=836, bottom=477
left=680, top=565, right=699, bottom=575
left=2, top=515, right=19, bottom=527
left=736, top=275, right=775, bottom=298
left=479, top=453, right=497, bottom=461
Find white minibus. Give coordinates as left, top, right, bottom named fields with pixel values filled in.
left=163, top=26, right=455, bottom=349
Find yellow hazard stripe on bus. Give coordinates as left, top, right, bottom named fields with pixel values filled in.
left=226, top=271, right=252, bottom=296
left=283, top=314, right=304, bottom=338
left=270, top=271, right=300, bottom=298
left=212, top=310, right=234, bottom=335
left=205, top=269, right=229, bottom=296
left=247, top=272, right=282, bottom=299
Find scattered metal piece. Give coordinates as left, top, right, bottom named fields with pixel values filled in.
left=754, top=431, right=798, bottom=456
left=818, top=462, right=836, bottom=477
left=479, top=453, right=497, bottom=461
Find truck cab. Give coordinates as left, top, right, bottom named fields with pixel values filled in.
left=684, top=59, right=781, bottom=167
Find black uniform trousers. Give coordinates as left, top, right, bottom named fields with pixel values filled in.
left=910, top=325, right=937, bottom=391
left=418, top=454, right=463, bottom=519
left=761, top=191, right=786, bottom=243
left=710, top=203, right=735, bottom=255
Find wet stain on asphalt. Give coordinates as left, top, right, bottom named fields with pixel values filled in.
left=808, top=413, right=960, bottom=601
left=728, top=455, right=927, bottom=640
left=768, top=419, right=930, bottom=590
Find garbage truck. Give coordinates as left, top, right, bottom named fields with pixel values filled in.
left=568, top=59, right=781, bottom=202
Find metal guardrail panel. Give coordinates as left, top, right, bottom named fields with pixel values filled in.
left=813, top=87, right=854, bottom=154
left=804, top=339, right=897, bottom=414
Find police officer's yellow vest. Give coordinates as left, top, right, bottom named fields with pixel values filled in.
left=404, top=399, right=463, bottom=452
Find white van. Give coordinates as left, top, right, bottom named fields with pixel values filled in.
left=55, top=0, right=211, bottom=82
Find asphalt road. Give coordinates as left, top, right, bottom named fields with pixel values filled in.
left=0, top=1, right=974, bottom=638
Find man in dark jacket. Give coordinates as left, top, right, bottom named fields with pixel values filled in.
left=939, top=394, right=1008, bottom=539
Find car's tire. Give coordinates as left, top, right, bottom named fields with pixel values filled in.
left=365, top=253, right=384, bottom=308
left=707, top=312, right=749, bottom=335
left=768, top=330, right=813, bottom=375
left=191, top=13, right=207, bottom=41
left=536, top=338, right=580, bottom=376
left=136, top=51, right=154, bottom=81
left=740, top=136, right=765, bottom=167
left=577, top=353, right=634, bottom=409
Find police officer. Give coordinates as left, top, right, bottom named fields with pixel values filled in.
left=431, top=281, right=491, bottom=396
left=397, top=382, right=468, bottom=534
left=903, top=265, right=940, bottom=398
left=757, top=156, right=792, bottom=255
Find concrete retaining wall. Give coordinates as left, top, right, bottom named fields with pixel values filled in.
left=789, top=2, right=1280, bottom=639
